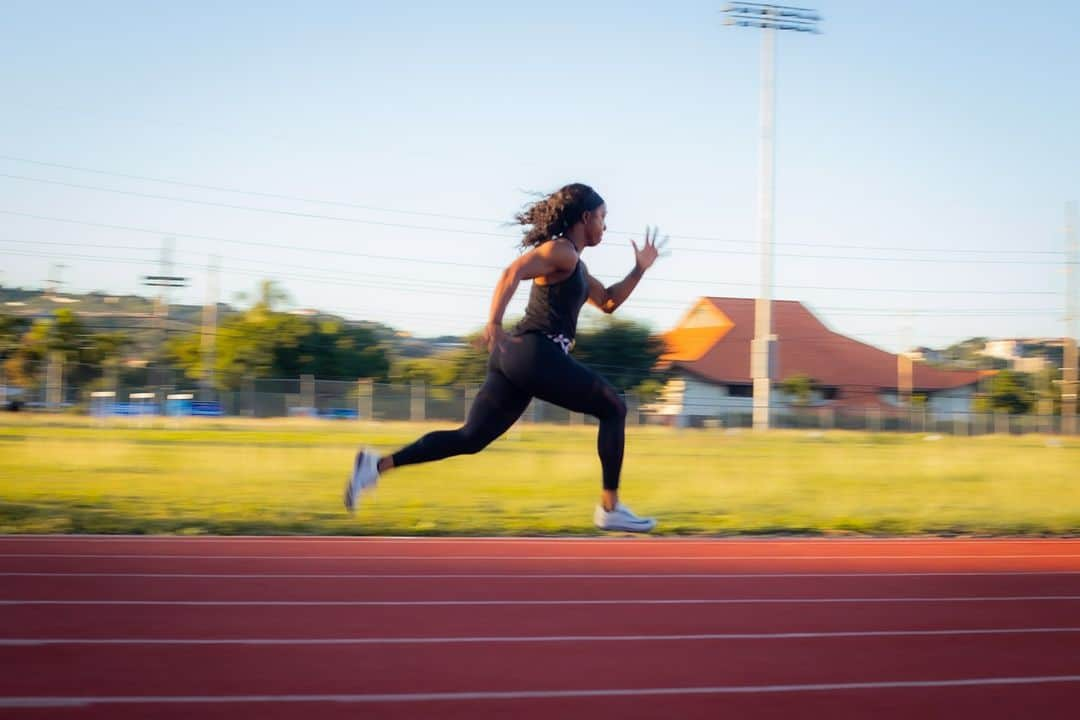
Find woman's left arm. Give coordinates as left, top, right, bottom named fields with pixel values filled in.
left=587, top=226, right=667, bottom=314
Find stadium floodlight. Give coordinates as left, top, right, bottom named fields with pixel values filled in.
left=723, top=2, right=821, bottom=431
left=723, top=2, right=822, bottom=31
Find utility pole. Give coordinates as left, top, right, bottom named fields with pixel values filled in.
left=1062, top=202, right=1078, bottom=434
left=898, top=311, right=914, bottom=431
left=42, top=263, right=69, bottom=409
left=142, top=238, right=187, bottom=391
left=724, top=2, right=821, bottom=430
left=45, top=263, right=67, bottom=300
left=200, top=256, right=220, bottom=400
left=46, top=351, right=63, bottom=410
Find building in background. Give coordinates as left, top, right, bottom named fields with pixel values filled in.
left=979, top=338, right=1064, bottom=374
left=652, top=297, right=985, bottom=427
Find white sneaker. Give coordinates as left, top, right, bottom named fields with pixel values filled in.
left=594, top=502, right=657, bottom=533
left=344, top=449, right=381, bottom=513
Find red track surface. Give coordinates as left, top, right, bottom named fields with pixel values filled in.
left=1, top=536, right=1078, bottom=719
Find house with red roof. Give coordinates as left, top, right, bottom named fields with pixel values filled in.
left=654, top=297, right=986, bottom=427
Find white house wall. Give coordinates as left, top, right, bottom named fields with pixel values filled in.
left=928, top=387, right=974, bottom=419
left=659, top=374, right=789, bottom=421
left=659, top=374, right=975, bottom=423
left=684, top=377, right=745, bottom=416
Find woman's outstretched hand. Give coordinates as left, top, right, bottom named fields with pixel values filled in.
left=631, top=226, right=669, bottom=272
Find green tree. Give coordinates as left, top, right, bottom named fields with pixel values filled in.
left=633, top=378, right=665, bottom=405
left=3, top=310, right=109, bottom=394
left=389, top=357, right=454, bottom=385
left=166, top=282, right=390, bottom=389
left=87, top=331, right=133, bottom=391
left=0, top=313, right=28, bottom=361
left=441, top=332, right=490, bottom=386
left=324, top=324, right=391, bottom=380
left=1, top=313, right=31, bottom=395
left=938, top=337, right=1008, bottom=370
left=780, top=373, right=816, bottom=407
left=573, top=318, right=667, bottom=393
left=986, top=370, right=1035, bottom=415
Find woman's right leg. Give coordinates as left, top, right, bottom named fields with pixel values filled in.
left=384, top=367, right=531, bottom=471
left=497, top=335, right=651, bottom=531
left=500, top=335, right=627, bottom=496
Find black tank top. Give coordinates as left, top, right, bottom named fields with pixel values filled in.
left=513, top=260, right=588, bottom=348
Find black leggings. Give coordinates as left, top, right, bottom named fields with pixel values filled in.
left=391, top=332, right=627, bottom=490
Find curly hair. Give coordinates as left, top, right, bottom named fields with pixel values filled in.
left=513, top=183, right=605, bottom=248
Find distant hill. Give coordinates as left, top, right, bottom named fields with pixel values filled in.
left=0, top=285, right=462, bottom=359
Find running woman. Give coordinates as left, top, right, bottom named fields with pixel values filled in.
left=345, top=183, right=666, bottom=532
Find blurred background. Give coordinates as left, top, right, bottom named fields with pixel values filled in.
left=1, top=0, right=1078, bottom=435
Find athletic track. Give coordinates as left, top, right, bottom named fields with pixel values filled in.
left=1, top=535, right=1078, bottom=719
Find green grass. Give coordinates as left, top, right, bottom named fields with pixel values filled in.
left=0, top=415, right=1078, bottom=536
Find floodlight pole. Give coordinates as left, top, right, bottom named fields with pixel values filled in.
left=1064, top=202, right=1078, bottom=434
left=752, top=19, right=777, bottom=433
left=724, top=2, right=820, bottom=430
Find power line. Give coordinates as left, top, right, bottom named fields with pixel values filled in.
left=0, top=154, right=500, bottom=224
left=0, top=236, right=1059, bottom=295
left=0, top=210, right=500, bottom=270
left=1, top=246, right=1063, bottom=317
left=0, top=173, right=1065, bottom=263
left=0, top=247, right=494, bottom=299
left=0, top=172, right=517, bottom=238
left=0, top=205, right=1064, bottom=265
left=0, top=153, right=1062, bottom=256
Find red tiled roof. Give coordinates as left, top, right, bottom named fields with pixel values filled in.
left=664, top=298, right=982, bottom=392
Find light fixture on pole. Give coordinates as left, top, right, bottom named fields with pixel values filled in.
left=723, top=2, right=821, bottom=430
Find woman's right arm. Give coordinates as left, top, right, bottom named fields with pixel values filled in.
left=483, top=241, right=578, bottom=351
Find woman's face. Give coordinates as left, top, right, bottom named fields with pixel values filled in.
left=583, top=203, right=607, bottom=247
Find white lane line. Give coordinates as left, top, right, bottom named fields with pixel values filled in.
left=2, top=595, right=1078, bottom=606
left=4, top=627, right=1080, bottom=646
left=4, top=570, right=1080, bottom=579
left=5, top=532, right=1080, bottom=541
left=2, top=535, right=1076, bottom=544
left=3, top=553, right=1079, bottom=560
left=4, top=675, right=1080, bottom=707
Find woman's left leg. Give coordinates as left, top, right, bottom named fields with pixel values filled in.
left=388, top=367, right=532, bottom=468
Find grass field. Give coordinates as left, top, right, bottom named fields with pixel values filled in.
left=1, top=415, right=1078, bottom=536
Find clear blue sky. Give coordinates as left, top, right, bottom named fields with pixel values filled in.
left=2, top=0, right=1077, bottom=352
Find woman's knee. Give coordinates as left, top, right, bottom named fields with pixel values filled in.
left=613, top=394, right=627, bottom=421
left=596, top=387, right=626, bottom=422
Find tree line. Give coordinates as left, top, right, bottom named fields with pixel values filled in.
left=1, top=281, right=669, bottom=403
left=2, top=281, right=1070, bottom=415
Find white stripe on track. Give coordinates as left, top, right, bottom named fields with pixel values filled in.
left=4, top=627, right=1080, bottom=646
left=2, top=595, right=1079, bottom=606
left=3, top=675, right=1080, bottom=707
left=3, top=553, right=1080, bottom=560
left=1, top=534, right=1077, bottom=544
left=3, top=570, right=1080, bottom=579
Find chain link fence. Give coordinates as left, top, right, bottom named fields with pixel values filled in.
left=6, top=374, right=1076, bottom=435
